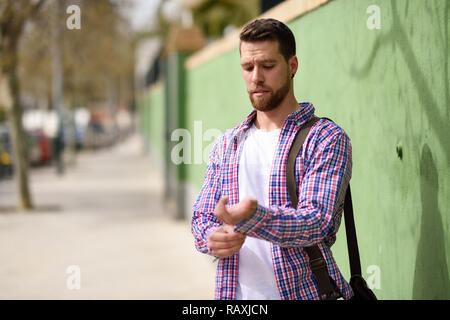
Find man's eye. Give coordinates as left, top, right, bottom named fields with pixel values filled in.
left=263, top=65, right=274, bottom=69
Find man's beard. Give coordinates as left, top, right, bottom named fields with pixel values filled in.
left=249, top=77, right=290, bottom=112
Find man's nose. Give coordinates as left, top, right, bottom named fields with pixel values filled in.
left=251, top=66, right=264, bottom=84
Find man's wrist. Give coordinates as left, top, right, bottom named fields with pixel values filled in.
left=234, top=204, right=268, bottom=234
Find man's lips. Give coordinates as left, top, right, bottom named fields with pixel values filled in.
left=251, top=89, right=270, bottom=97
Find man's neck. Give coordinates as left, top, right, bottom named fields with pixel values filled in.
left=253, top=94, right=300, bottom=131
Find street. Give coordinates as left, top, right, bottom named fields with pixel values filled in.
left=0, top=134, right=215, bottom=299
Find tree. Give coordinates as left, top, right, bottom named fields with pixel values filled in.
left=190, top=0, right=260, bottom=38
left=0, top=0, right=47, bottom=210
left=19, top=0, right=135, bottom=116
left=1, top=0, right=136, bottom=211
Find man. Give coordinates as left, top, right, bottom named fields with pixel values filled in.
left=191, top=18, right=353, bottom=300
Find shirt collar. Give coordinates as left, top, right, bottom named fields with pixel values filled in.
left=236, top=102, right=316, bottom=132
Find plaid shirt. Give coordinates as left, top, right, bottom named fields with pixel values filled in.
left=191, top=102, right=354, bottom=300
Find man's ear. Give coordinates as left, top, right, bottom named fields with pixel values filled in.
left=289, top=56, right=298, bottom=78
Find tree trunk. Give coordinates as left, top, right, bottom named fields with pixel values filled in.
left=4, top=50, right=34, bottom=210
left=0, top=0, right=49, bottom=211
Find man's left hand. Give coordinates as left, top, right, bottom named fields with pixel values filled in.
left=214, top=196, right=258, bottom=225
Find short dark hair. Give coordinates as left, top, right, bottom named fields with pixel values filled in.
left=239, top=18, right=296, bottom=62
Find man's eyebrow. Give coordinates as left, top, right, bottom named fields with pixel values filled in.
left=240, top=59, right=277, bottom=66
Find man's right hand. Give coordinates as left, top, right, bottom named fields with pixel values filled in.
left=207, top=224, right=246, bottom=259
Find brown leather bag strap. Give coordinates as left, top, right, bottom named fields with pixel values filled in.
left=303, top=246, right=336, bottom=299
left=343, top=185, right=362, bottom=276
left=286, top=115, right=336, bottom=299
left=319, top=118, right=362, bottom=277
left=286, top=115, right=320, bottom=209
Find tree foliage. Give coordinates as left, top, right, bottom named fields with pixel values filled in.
left=18, top=0, right=135, bottom=110
left=192, top=0, right=260, bottom=38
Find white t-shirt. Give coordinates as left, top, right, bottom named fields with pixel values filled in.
left=236, top=123, right=281, bottom=300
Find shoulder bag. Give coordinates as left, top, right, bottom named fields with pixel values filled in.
left=286, top=115, right=377, bottom=300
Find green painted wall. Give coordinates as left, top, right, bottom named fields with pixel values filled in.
left=136, top=84, right=165, bottom=162
left=184, top=0, right=450, bottom=300
left=185, top=49, right=250, bottom=185
left=287, top=0, right=450, bottom=300
left=138, top=0, right=450, bottom=299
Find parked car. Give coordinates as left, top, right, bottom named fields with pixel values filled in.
left=0, top=123, right=13, bottom=179
left=26, top=129, right=52, bottom=166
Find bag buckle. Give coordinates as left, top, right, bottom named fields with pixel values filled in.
left=309, top=257, right=327, bottom=271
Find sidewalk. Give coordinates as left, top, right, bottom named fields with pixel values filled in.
left=0, top=134, right=216, bottom=299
